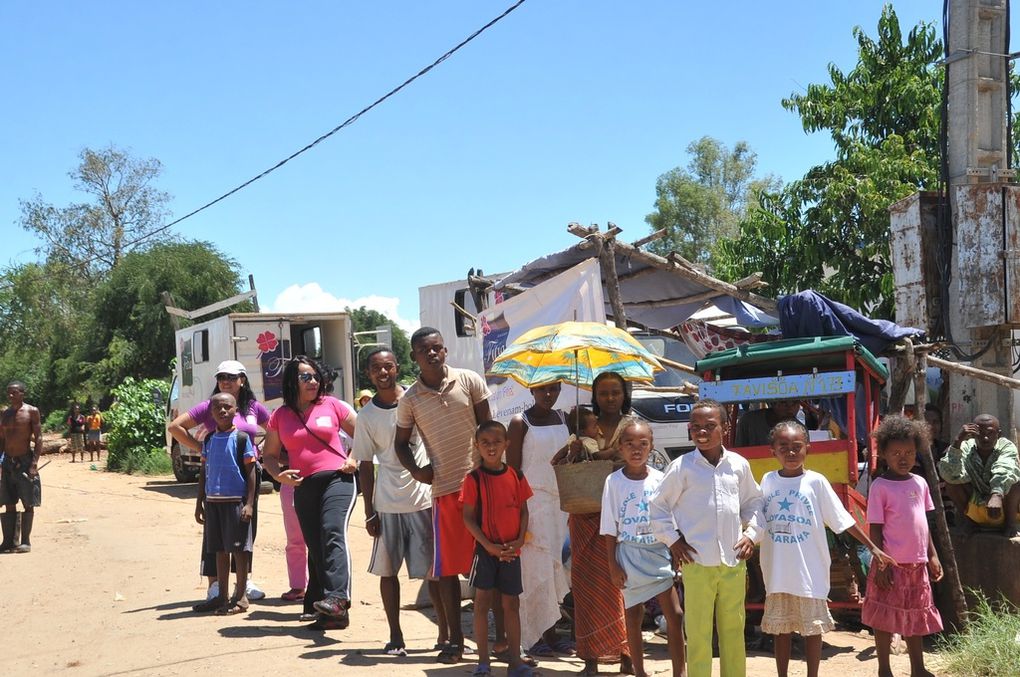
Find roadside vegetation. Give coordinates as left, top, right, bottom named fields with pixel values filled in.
left=934, top=592, right=1020, bottom=676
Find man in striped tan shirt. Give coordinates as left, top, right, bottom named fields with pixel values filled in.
left=395, top=327, right=490, bottom=664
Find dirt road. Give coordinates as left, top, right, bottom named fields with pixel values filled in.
left=3, top=457, right=920, bottom=676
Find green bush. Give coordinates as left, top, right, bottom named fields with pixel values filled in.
left=42, top=409, right=68, bottom=434
left=105, top=377, right=170, bottom=475
left=934, top=592, right=1020, bottom=676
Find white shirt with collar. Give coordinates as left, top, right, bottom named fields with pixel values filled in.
left=650, top=447, right=763, bottom=567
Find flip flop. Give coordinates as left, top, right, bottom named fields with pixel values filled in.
left=528, top=641, right=555, bottom=658
left=216, top=599, right=250, bottom=615
left=507, top=664, right=537, bottom=677
left=384, top=642, right=407, bottom=657
left=281, top=589, right=305, bottom=602
left=494, top=649, right=538, bottom=667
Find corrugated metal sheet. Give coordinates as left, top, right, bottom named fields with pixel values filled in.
left=955, top=185, right=1010, bottom=328
left=889, top=192, right=941, bottom=332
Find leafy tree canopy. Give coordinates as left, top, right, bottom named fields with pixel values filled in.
left=716, top=6, right=942, bottom=316
left=644, top=136, right=779, bottom=268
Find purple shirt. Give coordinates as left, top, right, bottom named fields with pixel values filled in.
left=188, top=399, right=271, bottom=439
left=866, top=475, right=934, bottom=564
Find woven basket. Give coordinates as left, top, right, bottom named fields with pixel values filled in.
left=554, top=459, right=614, bottom=514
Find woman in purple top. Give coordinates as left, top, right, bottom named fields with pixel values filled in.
left=168, top=360, right=271, bottom=596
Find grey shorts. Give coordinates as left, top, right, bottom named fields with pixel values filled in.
left=367, top=508, right=433, bottom=579
left=0, top=456, right=41, bottom=508
left=203, top=500, right=253, bottom=554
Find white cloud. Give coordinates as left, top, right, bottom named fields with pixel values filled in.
left=269, top=283, right=418, bottom=334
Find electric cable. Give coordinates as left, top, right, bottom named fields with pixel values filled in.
left=1, top=0, right=528, bottom=289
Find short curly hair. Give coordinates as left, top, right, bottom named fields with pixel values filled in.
left=872, top=414, right=930, bottom=455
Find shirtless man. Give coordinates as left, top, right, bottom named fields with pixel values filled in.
left=0, top=381, right=43, bottom=553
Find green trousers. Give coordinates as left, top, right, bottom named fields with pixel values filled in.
left=682, top=561, right=746, bottom=677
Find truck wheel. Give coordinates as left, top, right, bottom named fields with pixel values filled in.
left=171, top=442, right=197, bottom=483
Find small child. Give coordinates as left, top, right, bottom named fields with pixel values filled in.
left=863, top=415, right=943, bottom=677
left=600, top=420, right=685, bottom=677
left=66, top=404, right=85, bottom=463
left=192, top=392, right=257, bottom=616
left=461, top=420, right=535, bottom=677
left=756, top=421, right=895, bottom=677
left=550, top=406, right=600, bottom=465
left=649, top=399, right=762, bottom=677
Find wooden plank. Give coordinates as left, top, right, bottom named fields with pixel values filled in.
left=599, top=237, right=629, bottom=329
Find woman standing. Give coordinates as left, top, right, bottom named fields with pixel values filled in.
left=564, top=371, right=633, bottom=676
left=262, top=356, right=358, bottom=631
left=168, top=360, right=270, bottom=598
left=506, top=382, right=573, bottom=657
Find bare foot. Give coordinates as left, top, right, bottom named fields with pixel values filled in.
left=619, top=654, right=634, bottom=675
left=579, top=660, right=599, bottom=676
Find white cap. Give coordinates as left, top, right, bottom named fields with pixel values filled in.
left=216, top=360, right=246, bottom=376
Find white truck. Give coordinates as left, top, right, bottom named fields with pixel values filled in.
left=166, top=311, right=356, bottom=481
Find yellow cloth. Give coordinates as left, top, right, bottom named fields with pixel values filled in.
left=964, top=500, right=1020, bottom=527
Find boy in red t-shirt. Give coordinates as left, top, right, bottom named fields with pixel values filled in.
left=461, top=420, right=534, bottom=677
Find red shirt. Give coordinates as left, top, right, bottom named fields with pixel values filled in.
left=460, top=465, right=533, bottom=548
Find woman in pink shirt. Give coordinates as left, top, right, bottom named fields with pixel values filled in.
left=263, top=356, right=357, bottom=631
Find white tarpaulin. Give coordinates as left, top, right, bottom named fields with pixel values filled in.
left=480, top=258, right=606, bottom=422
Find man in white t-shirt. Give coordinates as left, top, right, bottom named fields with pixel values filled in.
left=354, top=348, right=440, bottom=656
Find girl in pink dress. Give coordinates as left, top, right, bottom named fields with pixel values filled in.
left=862, top=415, right=943, bottom=677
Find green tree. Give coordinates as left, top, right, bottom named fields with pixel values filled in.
left=717, top=6, right=941, bottom=316
left=645, top=136, right=779, bottom=267
left=19, top=145, right=173, bottom=280
left=347, top=306, right=414, bottom=392
left=85, top=241, right=249, bottom=395
left=105, top=376, right=172, bottom=475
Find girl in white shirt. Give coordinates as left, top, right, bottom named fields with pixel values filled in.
left=756, top=421, right=894, bottom=677
left=600, top=420, right=686, bottom=677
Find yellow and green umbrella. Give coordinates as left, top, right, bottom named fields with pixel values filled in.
left=488, top=321, right=664, bottom=389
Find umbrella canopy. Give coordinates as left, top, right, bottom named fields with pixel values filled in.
left=488, top=321, right=664, bottom=389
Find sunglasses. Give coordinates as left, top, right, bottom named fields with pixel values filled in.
left=297, top=373, right=320, bottom=383
left=216, top=374, right=241, bottom=382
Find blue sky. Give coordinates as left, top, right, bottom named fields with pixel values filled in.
left=0, top=1, right=988, bottom=332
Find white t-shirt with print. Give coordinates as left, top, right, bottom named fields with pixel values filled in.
left=757, top=469, right=857, bottom=599
left=600, top=467, right=664, bottom=545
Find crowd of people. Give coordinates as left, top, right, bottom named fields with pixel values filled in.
left=3, top=322, right=1019, bottom=676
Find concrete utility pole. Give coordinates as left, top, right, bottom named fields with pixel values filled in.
left=945, top=0, right=1017, bottom=433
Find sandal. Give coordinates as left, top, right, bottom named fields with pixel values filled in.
left=472, top=664, right=492, bottom=676
left=216, top=599, right=249, bottom=615
left=507, top=664, right=537, bottom=677
left=281, top=588, right=305, bottom=602
left=192, top=597, right=225, bottom=613
left=436, top=643, right=463, bottom=664
left=384, top=642, right=407, bottom=657
left=495, top=648, right=538, bottom=667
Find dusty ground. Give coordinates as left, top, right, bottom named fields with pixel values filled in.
left=3, top=454, right=925, bottom=676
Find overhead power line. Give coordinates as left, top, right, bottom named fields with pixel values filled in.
left=140, top=0, right=528, bottom=241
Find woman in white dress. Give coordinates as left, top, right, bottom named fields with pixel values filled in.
left=507, top=382, right=574, bottom=657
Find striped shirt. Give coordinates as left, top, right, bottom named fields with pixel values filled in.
left=396, top=366, right=490, bottom=498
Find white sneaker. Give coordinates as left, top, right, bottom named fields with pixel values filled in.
left=246, top=581, right=266, bottom=600
left=206, top=581, right=219, bottom=601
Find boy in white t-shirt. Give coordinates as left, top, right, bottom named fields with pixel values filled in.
left=600, top=420, right=685, bottom=677
left=353, top=348, right=441, bottom=657
left=755, top=421, right=894, bottom=677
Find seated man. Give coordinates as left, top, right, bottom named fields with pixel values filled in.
left=938, top=414, right=1020, bottom=539
left=733, top=400, right=802, bottom=447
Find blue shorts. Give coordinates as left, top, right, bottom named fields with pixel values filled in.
left=469, top=544, right=522, bottom=595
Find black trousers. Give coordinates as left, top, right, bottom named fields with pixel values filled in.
left=294, top=470, right=357, bottom=608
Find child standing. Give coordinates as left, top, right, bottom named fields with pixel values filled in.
left=461, top=421, right=535, bottom=677
left=863, top=415, right=943, bottom=677
left=649, top=399, right=762, bottom=677
left=756, top=421, right=895, bottom=677
left=192, top=392, right=257, bottom=615
left=601, top=420, right=686, bottom=677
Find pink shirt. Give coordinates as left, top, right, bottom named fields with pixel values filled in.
left=866, top=475, right=934, bottom=564
left=267, top=397, right=353, bottom=477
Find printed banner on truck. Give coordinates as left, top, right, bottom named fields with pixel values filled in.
left=480, top=258, right=606, bottom=422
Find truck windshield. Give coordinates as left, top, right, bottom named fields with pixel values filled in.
left=634, top=333, right=701, bottom=388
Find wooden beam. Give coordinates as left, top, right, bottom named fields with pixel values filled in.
left=598, top=238, right=628, bottom=329
left=731, top=272, right=766, bottom=289
left=928, top=354, right=1020, bottom=389
left=569, top=226, right=777, bottom=312
left=631, top=229, right=667, bottom=249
